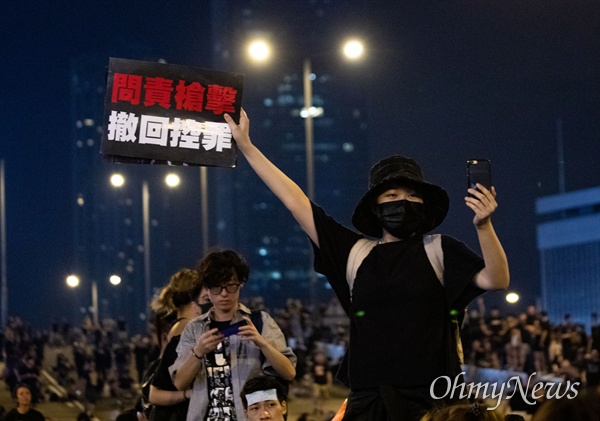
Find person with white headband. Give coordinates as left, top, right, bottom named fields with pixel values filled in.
left=240, top=376, right=288, bottom=421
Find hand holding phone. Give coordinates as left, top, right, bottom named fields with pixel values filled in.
left=467, top=159, right=492, bottom=196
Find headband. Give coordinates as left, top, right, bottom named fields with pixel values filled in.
left=245, top=388, right=278, bottom=406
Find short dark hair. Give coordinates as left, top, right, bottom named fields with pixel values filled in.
left=197, top=250, right=250, bottom=288
left=240, top=376, right=286, bottom=410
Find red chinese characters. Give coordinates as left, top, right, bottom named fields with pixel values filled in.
left=205, top=85, right=237, bottom=115
left=143, top=77, right=174, bottom=109
left=175, top=81, right=205, bottom=112
left=111, top=73, right=238, bottom=117
left=112, top=74, right=143, bottom=105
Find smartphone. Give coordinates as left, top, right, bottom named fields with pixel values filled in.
left=467, top=159, right=492, bottom=195
left=219, top=320, right=246, bottom=337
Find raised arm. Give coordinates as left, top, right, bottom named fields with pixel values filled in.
left=465, top=184, right=510, bottom=290
left=224, top=110, right=318, bottom=246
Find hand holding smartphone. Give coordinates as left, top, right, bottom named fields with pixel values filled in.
left=467, top=159, right=492, bottom=197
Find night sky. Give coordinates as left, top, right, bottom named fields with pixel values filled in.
left=1, top=1, right=599, bottom=329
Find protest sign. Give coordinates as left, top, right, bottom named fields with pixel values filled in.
left=101, top=57, right=243, bottom=167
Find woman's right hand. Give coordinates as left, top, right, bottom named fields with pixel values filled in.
left=224, top=108, right=251, bottom=152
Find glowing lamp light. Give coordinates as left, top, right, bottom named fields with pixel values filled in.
left=165, top=173, right=180, bottom=187
left=66, top=275, right=80, bottom=288
left=110, top=174, right=125, bottom=187
left=343, top=39, right=365, bottom=60
left=300, top=106, right=324, bottom=119
left=506, top=292, right=520, bottom=304
left=248, top=40, right=271, bottom=62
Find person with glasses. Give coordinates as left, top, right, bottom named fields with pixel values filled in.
left=223, top=110, right=509, bottom=421
left=145, top=268, right=205, bottom=421
left=170, top=250, right=296, bottom=421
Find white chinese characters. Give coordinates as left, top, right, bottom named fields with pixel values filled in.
left=107, top=111, right=232, bottom=153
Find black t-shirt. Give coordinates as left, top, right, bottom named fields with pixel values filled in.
left=205, top=320, right=237, bottom=421
left=311, top=202, right=485, bottom=388
left=151, top=335, right=189, bottom=421
left=4, top=408, right=46, bottom=421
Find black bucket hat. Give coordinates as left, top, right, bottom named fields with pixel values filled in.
left=351, top=155, right=449, bottom=237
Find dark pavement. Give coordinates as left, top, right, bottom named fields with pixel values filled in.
left=0, top=371, right=347, bottom=421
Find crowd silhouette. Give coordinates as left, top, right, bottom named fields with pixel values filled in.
left=0, top=295, right=598, bottom=420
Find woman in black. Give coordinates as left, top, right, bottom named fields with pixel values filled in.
left=148, top=269, right=209, bottom=421
left=224, top=109, right=510, bottom=421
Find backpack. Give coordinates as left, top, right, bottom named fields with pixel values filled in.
left=140, top=357, right=161, bottom=419
left=338, top=234, right=465, bottom=386
left=346, top=234, right=444, bottom=299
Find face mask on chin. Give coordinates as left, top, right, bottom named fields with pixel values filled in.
left=376, top=200, right=425, bottom=239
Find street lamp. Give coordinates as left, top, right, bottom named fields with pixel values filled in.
left=247, top=37, right=365, bottom=200
left=342, top=39, right=365, bottom=60
left=247, top=37, right=365, bottom=303
left=67, top=274, right=121, bottom=325
left=109, top=274, right=122, bottom=286
left=110, top=172, right=180, bottom=328
left=506, top=292, right=520, bottom=304
left=247, top=39, right=271, bottom=62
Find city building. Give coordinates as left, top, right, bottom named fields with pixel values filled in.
left=536, top=186, right=600, bottom=332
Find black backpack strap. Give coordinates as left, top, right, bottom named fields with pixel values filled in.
left=250, top=310, right=263, bottom=334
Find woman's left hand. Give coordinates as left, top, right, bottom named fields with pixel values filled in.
left=465, top=184, right=498, bottom=228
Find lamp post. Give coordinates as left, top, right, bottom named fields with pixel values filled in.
left=0, top=160, right=7, bottom=329
left=141, top=181, right=151, bottom=326
left=247, top=36, right=364, bottom=199
left=111, top=172, right=180, bottom=328
left=67, top=274, right=121, bottom=325
left=302, top=58, right=316, bottom=201
left=200, top=167, right=209, bottom=254
left=247, top=38, right=365, bottom=305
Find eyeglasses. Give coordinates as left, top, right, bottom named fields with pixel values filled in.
left=209, top=283, right=241, bottom=295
